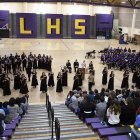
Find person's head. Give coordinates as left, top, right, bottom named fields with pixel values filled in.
left=0, top=102, right=2, bottom=108
left=42, top=72, right=45, bottom=76
left=109, top=99, right=121, bottom=115
left=15, top=97, right=21, bottom=106
left=100, top=96, right=105, bottom=102
left=2, top=102, right=8, bottom=108
left=94, top=89, right=98, bottom=94
left=101, top=88, right=105, bottom=93
left=111, top=71, right=114, bottom=75
left=84, top=94, right=90, bottom=103
left=9, top=98, right=16, bottom=107
left=21, top=97, right=26, bottom=104
left=125, top=97, right=134, bottom=106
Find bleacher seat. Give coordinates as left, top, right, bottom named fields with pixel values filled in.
left=85, top=117, right=100, bottom=124
left=107, top=135, right=130, bottom=140
left=91, top=122, right=108, bottom=130
left=0, top=129, right=12, bottom=138
left=98, top=126, right=131, bottom=138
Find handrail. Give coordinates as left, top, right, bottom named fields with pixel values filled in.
left=55, top=118, right=60, bottom=140
left=46, top=95, right=60, bottom=140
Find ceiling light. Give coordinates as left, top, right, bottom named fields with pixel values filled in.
left=121, top=1, right=126, bottom=3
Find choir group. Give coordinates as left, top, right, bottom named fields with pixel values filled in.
left=0, top=48, right=140, bottom=97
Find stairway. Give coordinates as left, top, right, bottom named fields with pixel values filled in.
left=12, top=104, right=99, bottom=140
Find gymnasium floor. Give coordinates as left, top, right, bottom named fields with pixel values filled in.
left=0, top=38, right=139, bottom=104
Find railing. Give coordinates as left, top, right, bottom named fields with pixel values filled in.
left=55, top=118, right=60, bottom=140
left=46, top=94, right=60, bottom=140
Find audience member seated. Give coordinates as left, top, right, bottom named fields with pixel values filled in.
left=133, top=91, right=140, bottom=111
left=0, top=102, right=6, bottom=135
left=20, top=96, right=28, bottom=115
left=131, top=113, right=140, bottom=140
left=68, top=93, right=79, bottom=112
left=7, top=98, right=19, bottom=122
left=120, top=97, right=136, bottom=125
left=15, top=98, right=23, bottom=116
left=95, top=96, right=107, bottom=122
left=106, top=99, right=121, bottom=127
left=79, top=94, right=95, bottom=121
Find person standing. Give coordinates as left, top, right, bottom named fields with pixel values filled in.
left=13, top=70, right=21, bottom=90
left=66, top=60, right=72, bottom=73
left=108, top=71, right=114, bottom=91
left=2, top=74, right=11, bottom=96
left=48, top=72, right=55, bottom=87
left=72, top=73, right=79, bottom=90
left=20, top=74, right=29, bottom=94
left=88, top=71, right=95, bottom=91
left=73, top=59, right=79, bottom=72
left=136, top=70, right=140, bottom=89
left=121, top=70, right=129, bottom=89
left=40, top=72, right=47, bottom=93
left=31, top=69, right=38, bottom=88
left=26, top=64, right=32, bottom=82
left=56, top=72, right=63, bottom=92
left=102, top=67, right=108, bottom=85
left=62, top=66, right=68, bottom=86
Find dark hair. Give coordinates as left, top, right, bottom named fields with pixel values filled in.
left=0, top=102, right=2, bottom=108
left=100, top=96, right=105, bottom=102
left=109, top=99, right=121, bottom=115
left=2, top=102, right=8, bottom=108
left=21, top=97, right=26, bottom=104
left=126, top=97, right=135, bottom=109
left=9, top=98, right=16, bottom=107
left=15, top=97, right=21, bottom=107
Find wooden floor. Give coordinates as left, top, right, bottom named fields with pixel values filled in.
left=0, top=38, right=139, bottom=104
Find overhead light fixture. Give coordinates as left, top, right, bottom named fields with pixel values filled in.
left=121, top=1, right=126, bottom=3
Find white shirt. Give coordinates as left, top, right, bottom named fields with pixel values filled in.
left=81, top=62, right=86, bottom=68
left=107, top=108, right=120, bottom=125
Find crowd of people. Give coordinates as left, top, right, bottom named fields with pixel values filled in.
left=0, top=95, right=28, bottom=135
left=65, top=87, right=140, bottom=140
left=0, top=52, right=53, bottom=96
left=0, top=50, right=140, bottom=139
left=100, top=47, right=140, bottom=71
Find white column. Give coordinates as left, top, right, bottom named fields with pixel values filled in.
left=131, top=9, right=137, bottom=37
left=23, top=2, right=28, bottom=13
left=88, top=5, right=93, bottom=16
left=57, top=2, right=62, bottom=14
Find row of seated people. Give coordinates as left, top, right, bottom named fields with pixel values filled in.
left=0, top=95, right=29, bottom=136
left=65, top=88, right=140, bottom=139
left=100, top=47, right=140, bottom=71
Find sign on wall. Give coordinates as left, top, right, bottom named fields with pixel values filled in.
left=45, top=14, right=63, bottom=38
left=96, top=14, right=113, bottom=30
left=71, top=15, right=90, bottom=38
left=16, top=13, right=37, bottom=38
left=0, top=10, right=9, bottom=28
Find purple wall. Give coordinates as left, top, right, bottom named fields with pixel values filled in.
left=71, top=15, right=90, bottom=38
left=0, top=10, right=9, bottom=28
left=45, top=14, right=63, bottom=38
left=96, top=14, right=113, bottom=30
left=16, top=13, right=37, bottom=38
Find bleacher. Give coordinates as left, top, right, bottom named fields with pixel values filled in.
left=0, top=93, right=137, bottom=140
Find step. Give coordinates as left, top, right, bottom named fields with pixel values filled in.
left=16, top=123, right=86, bottom=132
left=14, top=126, right=89, bottom=136
left=20, top=120, right=83, bottom=126
left=12, top=131, right=95, bottom=140
left=21, top=117, right=80, bottom=124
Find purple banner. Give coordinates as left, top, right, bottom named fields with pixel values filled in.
left=16, top=13, right=37, bottom=38
left=45, top=14, right=63, bottom=38
left=0, top=10, right=9, bottom=28
left=71, top=15, right=90, bottom=38
left=96, top=14, right=113, bottom=30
